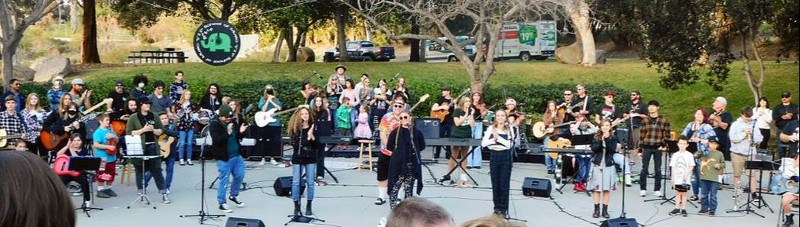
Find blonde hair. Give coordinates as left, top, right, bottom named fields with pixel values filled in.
left=57, top=95, right=72, bottom=116
left=492, top=110, right=508, bottom=131
left=179, top=90, right=192, bottom=104
left=458, top=96, right=472, bottom=108
left=25, top=93, right=43, bottom=112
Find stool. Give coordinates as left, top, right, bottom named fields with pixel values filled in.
left=358, top=140, right=374, bottom=171
left=119, top=163, right=135, bottom=186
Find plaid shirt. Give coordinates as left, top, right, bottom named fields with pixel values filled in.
left=0, top=111, right=29, bottom=147
left=639, top=115, right=671, bottom=148
left=19, top=109, right=42, bottom=141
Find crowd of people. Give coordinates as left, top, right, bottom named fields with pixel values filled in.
left=0, top=63, right=797, bottom=227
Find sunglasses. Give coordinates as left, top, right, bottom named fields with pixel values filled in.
left=563, top=94, right=572, bottom=96
left=400, top=115, right=410, bottom=120
left=394, top=104, right=404, bottom=108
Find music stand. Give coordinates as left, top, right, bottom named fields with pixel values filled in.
left=646, top=140, right=699, bottom=207
left=125, top=155, right=161, bottom=210
left=728, top=160, right=778, bottom=217
left=68, top=157, right=103, bottom=217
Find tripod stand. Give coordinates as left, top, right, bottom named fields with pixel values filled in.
left=125, top=155, right=161, bottom=209
left=644, top=148, right=675, bottom=205
left=68, top=157, right=104, bottom=217
left=180, top=126, right=225, bottom=224
left=727, top=160, right=775, bottom=217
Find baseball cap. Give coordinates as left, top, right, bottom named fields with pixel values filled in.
left=115, top=80, right=124, bottom=86
left=335, top=64, right=347, bottom=71
left=781, top=91, right=791, bottom=98
left=647, top=100, right=660, bottom=107
left=218, top=105, right=233, bottom=117
left=714, top=97, right=727, bottom=105
left=71, top=78, right=85, bottom=85
left=605, top=91, right=616, bottom=97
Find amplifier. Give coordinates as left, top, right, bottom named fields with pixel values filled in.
left=415, top=118, right=440, bottom=139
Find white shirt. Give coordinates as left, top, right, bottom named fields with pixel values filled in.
left=670, top=151, right=695, bottom=185
left=752, top=107, right=773, bottom=130
left=729, top=117, right=763, bottom=155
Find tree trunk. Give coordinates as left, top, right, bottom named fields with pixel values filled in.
left=364, top=20, right=372, bottom=41
left=566, top=0, right=596, bottom=66
left=272, top=31, right=284, bottom=63
left=409, top=16, right=420, bottom=62
left=742, top=32, right=765, bottom=106
left=81, top=0, right=101, bottom=64
left=70, top=0, right=79, bottom=32
left=284, top=27, right=298, bottom=62
left=335, top=5, right=348, bottom=62
left=2, top=48, right=14, bottom=90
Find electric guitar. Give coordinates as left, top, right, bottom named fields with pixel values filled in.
left=254, top=106, right=304, bottom=127
left=40, top=98, right=112, bottom=150
left=430, top=88, right=470, bottom=122
left=0, top=129, right=25, bottom=148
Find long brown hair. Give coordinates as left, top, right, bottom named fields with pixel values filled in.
left=287, top=106, right=314, bottom=139
left=595, top=119, right=613, bottom=141
left=0, top=151, right=76, bottom=227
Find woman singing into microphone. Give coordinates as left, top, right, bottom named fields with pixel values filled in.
left=590, top=119, right=617, bottom=218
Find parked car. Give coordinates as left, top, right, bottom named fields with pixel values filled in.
left=323, top=40, right=396, bottom=62
left=424, top=36, right=476, bottom=62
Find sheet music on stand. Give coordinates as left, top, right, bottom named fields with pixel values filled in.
left=125, top=135, right=143, bottom=155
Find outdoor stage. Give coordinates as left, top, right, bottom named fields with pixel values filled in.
left=74, top=148, right=785, bottom=227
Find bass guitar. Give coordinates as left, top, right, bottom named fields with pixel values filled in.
left=158, top=134, right=175, bottom=158
left=429, top=88, right=470, bottom=122
left=254, top=106, right=304, bottom=127
left=0, top=129, right=25, bottom=148
left=40, top=98, right=112, bottom=150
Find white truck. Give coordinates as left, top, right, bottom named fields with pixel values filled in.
left=493, top=21, right=557, bottom=61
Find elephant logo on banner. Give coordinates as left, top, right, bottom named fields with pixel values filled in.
left=200, top=33, right=233, bottom=53
left=194, top=20, right=240, bottom=66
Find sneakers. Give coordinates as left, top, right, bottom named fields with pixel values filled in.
left=96, top=190, right=111, bottom=198
left=438, top=175, right=451, bottom=184
left=689, top=195, right=699, bottom=201
left=681, top=209, right=688, bottom=217
left=624, top=175, right=632, bottom=187
left=708, top=211, right=715, bottom=216
left=260, top=158, right=266, bottom=165
left=179, top=159, right=186, bottom=165
left=653, top=191, right=662, bottom=197
left=271, top=158, right=279, bottom=166
left=374, top=198, right=386, bottom=205
left=219, top=203, right=233, bottom=213
left=547, top=170, right=555, bottom=174
left=639, top=190, right=647, bottom=197
left=187, top=159, right=194, bottom=165
left=104, top=189, right=118, bottom=197
left=669, top=208, right=681, bottom=216
left=162, top=194, right=171, bottom=204
left=229, top=196, right=245, bottom=207
left=165, top=189, right=171, bottom=194
left=698, top=209, right=708, bottom=215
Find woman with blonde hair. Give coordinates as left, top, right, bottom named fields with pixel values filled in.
left=21, top=93, right=45, bottom=156
left=481, top=110, right=515, bottom=218
left=173, top=90, right=198, bottom=165
left=441, top=96, right=474, bottom=186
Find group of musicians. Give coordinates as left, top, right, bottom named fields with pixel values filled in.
left=0, top=64, right=798, bottom=224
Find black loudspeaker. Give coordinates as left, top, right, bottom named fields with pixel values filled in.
left=522, top=177, right=552, bottom=197
left=225, top=217, right=265, bottom=227
left=273, top=176, right=305, bottom=197
left=415, top=118, right=440, bottom=139
left=600, top=218, right=638, bottom=227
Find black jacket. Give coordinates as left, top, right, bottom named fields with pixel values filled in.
left=591, top=136, right=617, bottom=167
left=386, top=127, right=426, bottom=195
left=209, top=119, right=244, bottom=161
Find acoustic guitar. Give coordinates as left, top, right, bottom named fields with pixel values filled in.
left=0, top=129, right=25, bottom=148
left=40, top=98, right=112, bottom=150
left=532, top=121, right=576, bottom=139
left=547, top=139, right=572, bottom=159
left=158, top=134, right=175, bottom=158
left=429, top=88, right=470, bottom=122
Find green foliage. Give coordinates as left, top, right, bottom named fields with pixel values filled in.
left=769, top=0, right=799, bottom=58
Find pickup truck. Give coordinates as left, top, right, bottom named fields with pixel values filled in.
left=323, top=40, right=395, bottom=62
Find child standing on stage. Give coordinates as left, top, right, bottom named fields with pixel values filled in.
left=669, top=136, right=694, bottom=217
left=697, top=139, right=725, bottom=216
left=92, top=114, right=119, bottom=199
left=354, top=104, right=372, bottom=139
left=336, top=97, right=353, bottom=137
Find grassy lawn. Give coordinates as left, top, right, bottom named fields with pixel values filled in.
left=76, top=60, right=798, bottom=125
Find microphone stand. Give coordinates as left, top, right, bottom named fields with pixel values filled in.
left=180, top=124, right=225, bottom=224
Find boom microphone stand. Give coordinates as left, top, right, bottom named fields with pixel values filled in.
left=180, top=124, right=225, bottom=224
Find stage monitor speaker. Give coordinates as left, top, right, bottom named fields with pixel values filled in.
left=225, top=217, right=265, bottom=227
left=273, top=176, right=305, bottom=197
left=600, top=218, right=638, bottom=227
left=522, top=177, right=551, bottom=198
left=415, top=118, right=440, bottom=139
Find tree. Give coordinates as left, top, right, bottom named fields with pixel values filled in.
left=593, top=0, right=731, bottom=91
left=341, top=0, right=558, bottom=93
left=110, top=0, right=258, bottom=30
left=0, top=0, right=58, bottom=90
left=563, top=0, right=596, bottom=66
left=82, top=0, right=101, bottom=63
left=240, top=0, right=334, bottom=62
left=769, top=0, right=799, bottom=60
left=726, top=0, right=775, bottom=105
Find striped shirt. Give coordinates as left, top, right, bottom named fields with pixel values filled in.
left=639, top=115, right=671, bottom=148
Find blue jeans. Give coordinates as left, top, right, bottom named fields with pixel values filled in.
left=467, top=124, right=483, bottom=167
left=612, top=153, right=630, bottom=174
left=144, top=155, right=176, bottom=189
left=490, top=149, right=512, bottom=213
left=292, top=163, right=317, bottom=201
left=177, top=130, right=195, bottom=161
left=216, top=156, right=245, bottom=205
left=692, top=159, right=701, bottom=196
left=544, top=137, right=556, bottom=171
left=699, top=179, right=719, bottom=212
left=576, top=155, right=591, bottom=182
